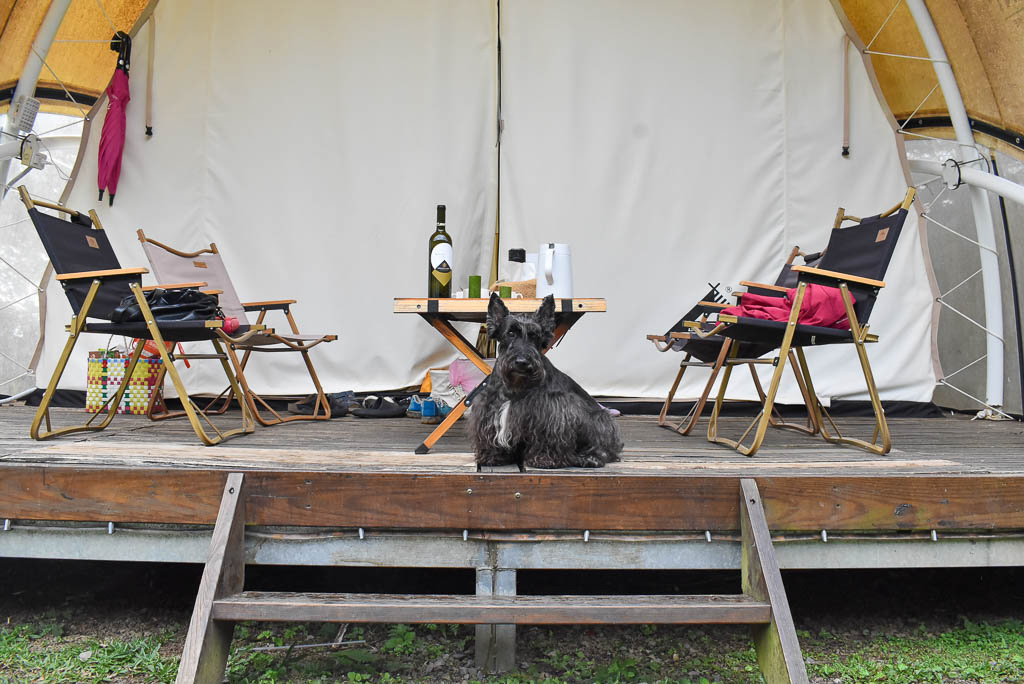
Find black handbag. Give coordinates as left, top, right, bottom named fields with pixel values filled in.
left=109, top=288, right=220, bottom=323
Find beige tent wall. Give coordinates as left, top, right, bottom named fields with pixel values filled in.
left=46, top=0, right=499, bottom=394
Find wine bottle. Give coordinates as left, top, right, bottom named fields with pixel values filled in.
left=428, top=204, right=453, bottom=297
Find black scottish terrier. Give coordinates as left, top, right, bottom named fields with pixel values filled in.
left=469, top=293, right=623, bottom=469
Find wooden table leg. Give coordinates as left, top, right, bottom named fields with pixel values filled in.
left=415, top=397, right=469, bottom=454
left=414, top=315, right=491, bottom=453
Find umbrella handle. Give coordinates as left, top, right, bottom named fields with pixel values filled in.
left=111, top=31, right=132, bottom=73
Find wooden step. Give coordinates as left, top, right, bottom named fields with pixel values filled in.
left=213, top=591, right=771, bottom=625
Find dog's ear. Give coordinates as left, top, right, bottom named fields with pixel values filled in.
left=487, top=292, right=509, bottom=339
left=537, top=294, right=557, bottom=341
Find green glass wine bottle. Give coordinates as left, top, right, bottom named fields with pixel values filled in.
left=428, top=204, right=453, bottom=298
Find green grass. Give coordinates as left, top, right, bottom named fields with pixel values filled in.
left=2, top=616, right=1023, bottom=683
left=805, top=618, right=1024, bottom=683
left=0, top=622, right=178, bottom=683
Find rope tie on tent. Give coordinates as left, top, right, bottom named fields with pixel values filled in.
left=146, top=17, right=155, bottom=136
left=28, top=46, right=88, bottom=118
left=842, top=36, right=850, bottom=157
left=94, top=0, right=118, bottom=33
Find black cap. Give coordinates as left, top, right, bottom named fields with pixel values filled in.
left=508, top=248, right=526, bottom=263
left=436, top=205, right=446, bottom=223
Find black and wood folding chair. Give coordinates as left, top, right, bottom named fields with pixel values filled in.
left=688, top=187, right=916, bottom=456
left=18, top=186, right=262, bottom=446
left=136, top=229, right=337, bottom=426
left=647, top=246, right=823, bottom=436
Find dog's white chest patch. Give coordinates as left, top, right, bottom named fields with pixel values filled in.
left=494, top=400, right=513, bottom=449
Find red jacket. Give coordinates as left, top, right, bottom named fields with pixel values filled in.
left=720, top=284, right=854, bottom=329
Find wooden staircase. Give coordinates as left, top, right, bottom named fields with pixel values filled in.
left=176, top=474, right=808, bottom=683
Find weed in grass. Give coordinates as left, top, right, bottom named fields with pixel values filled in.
left=382, top=624, right=418, bottom=656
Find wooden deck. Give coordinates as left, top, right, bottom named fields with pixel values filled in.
left=2, top=405, right=1022, bottom=475
left=1, top=406, right=1023, bottom=533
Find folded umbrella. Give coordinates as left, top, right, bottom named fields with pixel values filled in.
left=98, top=32, right=131, bottom=206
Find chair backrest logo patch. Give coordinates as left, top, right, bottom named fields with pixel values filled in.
left=875, top=228, right=889, bottom=243
left=194, top=261, right=208, bottom=269
left=86, top=235, right=99, bottom=249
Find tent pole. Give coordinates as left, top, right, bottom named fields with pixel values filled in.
left=905, top=0, right=1005, bottom=408
left=0, top=0, right=73, bottom=199
left=909, top=160, right=1024, bottom=209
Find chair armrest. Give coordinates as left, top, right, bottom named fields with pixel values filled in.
left=140, top=281, right=209, bottom=292
left=792, top=265, right=885, bottom=288
left=242, top=299, right=297, bottom=311
left=738, top=280, right=787, bottom=293
left=55, top=267, right=148, bottom=281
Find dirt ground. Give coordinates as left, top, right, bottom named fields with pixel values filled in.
left=1, top=559, right=1023, bottom=683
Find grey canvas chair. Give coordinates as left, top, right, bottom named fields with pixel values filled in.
left=137, top=229, right=337, bottom=426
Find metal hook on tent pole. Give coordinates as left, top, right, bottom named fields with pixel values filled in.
left=940, top=156, right=991, bottom=190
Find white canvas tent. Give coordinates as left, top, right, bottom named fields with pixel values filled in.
left=13, top=0, right=1022, bottom=409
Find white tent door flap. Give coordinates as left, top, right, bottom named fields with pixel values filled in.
left=47, top=0, right=934, bottom=403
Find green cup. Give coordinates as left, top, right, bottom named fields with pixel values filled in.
left=468, top=275, right=482, bottom=299
left=499, top=285, right=512, bottom=298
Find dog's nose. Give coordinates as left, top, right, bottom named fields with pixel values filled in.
left=512, top=356, right=530, bottom=370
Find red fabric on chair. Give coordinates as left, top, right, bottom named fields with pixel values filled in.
left=721, top=284, right=855, bottom=329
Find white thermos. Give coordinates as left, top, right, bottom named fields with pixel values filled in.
left=535, top=242, right=573, bottom=298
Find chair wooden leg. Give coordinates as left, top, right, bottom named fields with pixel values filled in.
left=30, top=280, right=143, bottom=441
left=706, top=344, right=738, bottom=444
left=708, top=285, right=807, bottom=456
left=133, top=285, right=253, bottom=445
left=657, top=354, right=689, bottom=427
left=31, top=327, right=145, bottom=440
left=802, top=283, right=891, bottom=455
left=671, top=340, right=733, bottom=436
left=760, top=352, right=819, bottom=436
left=800, top=345, right=891, bottom=455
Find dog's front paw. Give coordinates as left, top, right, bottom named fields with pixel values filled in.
left=475, top=449, right=517, bottom=466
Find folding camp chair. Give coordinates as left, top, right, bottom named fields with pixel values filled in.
left=17, top=186, right=258, bottom=445
left=688, top=187, right=916, bottom=456
left=136, top=229, right=337, bottom=426
left=646, top=246, right=823, bottom=436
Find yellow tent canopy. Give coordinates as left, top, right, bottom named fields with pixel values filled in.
left=2, top=1, right=1022, bottom=159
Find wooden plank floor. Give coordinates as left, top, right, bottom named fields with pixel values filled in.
left=1, top=405, right=1022, bottom=476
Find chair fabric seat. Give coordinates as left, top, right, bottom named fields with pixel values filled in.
left=85, top=321, right=251, bottom=342
left=719, top=315, right=855, bottom=346
left=671, top=324, right=779, bottom=362
left=241, top=331, right=332, bottom=347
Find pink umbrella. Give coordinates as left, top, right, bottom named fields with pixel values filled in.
left=98, top=32, right=131, bottom=206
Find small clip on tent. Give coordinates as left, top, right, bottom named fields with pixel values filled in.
left=97, top=31, right=131, bottom=206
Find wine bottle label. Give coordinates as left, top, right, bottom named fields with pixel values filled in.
left=430, top=244, right=453, bottom=286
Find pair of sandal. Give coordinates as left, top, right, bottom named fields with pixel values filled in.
left=286, top=391, right=359, bottom=418
left=350, top=395, right=406, bottom=418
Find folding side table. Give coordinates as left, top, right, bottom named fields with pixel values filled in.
left=394, top=297, right=607, bottom=453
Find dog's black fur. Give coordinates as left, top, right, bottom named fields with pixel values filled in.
left=469, top=293, right=623, bottom=469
